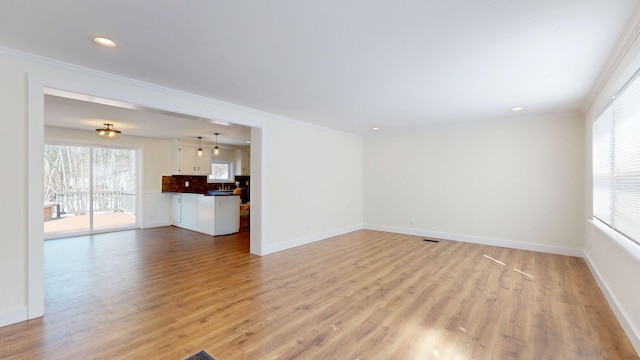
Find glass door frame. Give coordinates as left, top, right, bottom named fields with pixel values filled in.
left=44, top=140, right=142, bottom=239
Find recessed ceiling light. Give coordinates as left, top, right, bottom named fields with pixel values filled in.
left=372, top=127, right=380, bottom=131
left=246, top=141, right=251, bottom=144
left=92, top=36, right=118, bottom=48
left=511, top=107, right=524, bottom=112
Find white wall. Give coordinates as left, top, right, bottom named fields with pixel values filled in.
left=261, top=118, right=363, bottom=254
left=580, top=9, right=640, bottom=352
left=0, top=47, right=364, bottom=327
left=0, top=51, right=29, bottom=326
left=364, top=114, right=585, bottom=255
left=45, top=126, right=173, bottom=228
left=584, top=221, right=640, bottom=352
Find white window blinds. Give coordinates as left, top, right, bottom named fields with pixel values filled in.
left=593, top=70, right=640, bottom=245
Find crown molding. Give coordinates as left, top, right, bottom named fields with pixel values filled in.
left=0, top=45, right=360, bottom=140
left=582, top=5, right=640, bottom=116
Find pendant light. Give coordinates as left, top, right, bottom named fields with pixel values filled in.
left=197, top=136, right=203, bottom=157
left=95, top=123, right=121, bottom=139
left=214, top=133, right=220, bottom=155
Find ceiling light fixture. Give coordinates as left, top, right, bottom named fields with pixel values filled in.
left=197, top=136, right=203, bottom=157
left=372, top=127, right=380, bottom=131
left=92, top=36, right=118, bottom=48
left=207, top=119, right=231, bottom=126
left=511, top=107, right=524, bottom=112
left=95, top=123, right=121, bottom=140
left=214, top=133, right=220, bottom=155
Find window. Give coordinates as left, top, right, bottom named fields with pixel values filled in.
left=208, top=160, right=233, bottom=181
left=593, top=68, right=640, bottom=245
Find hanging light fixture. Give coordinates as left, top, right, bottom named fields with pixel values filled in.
left=214, top=132, right=220, bottom=155
left=197, top=136, right=203, bottom=157
left=95, top=123, right=121, bottom=139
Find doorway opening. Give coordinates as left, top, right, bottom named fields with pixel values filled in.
left=28, top=74, right=264, bottom=321
left=43, top=144, right=138, bottom=239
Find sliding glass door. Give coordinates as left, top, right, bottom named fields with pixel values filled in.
left=43, top=145, right=91, bottom=234
left=44, top=144, right=138, bottom=238
left=92, top=147, right=137, bottom=231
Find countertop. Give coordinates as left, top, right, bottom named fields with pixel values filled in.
left=163, top=191, right=240, bottom=196
left=204, top=190, right=241, bottom=196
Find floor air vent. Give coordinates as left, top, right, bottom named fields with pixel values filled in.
left=185, top=350, right=215, bottom=360
left=423, top=238, right=440, bottom=243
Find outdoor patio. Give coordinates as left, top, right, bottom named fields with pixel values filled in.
left=44, top=211, right=136, bottom=234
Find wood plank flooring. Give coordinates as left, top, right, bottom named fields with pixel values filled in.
left=0, top=227, right=637, bottom=359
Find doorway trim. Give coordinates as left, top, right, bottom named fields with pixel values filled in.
left=27, top=71, right=265, bottom=320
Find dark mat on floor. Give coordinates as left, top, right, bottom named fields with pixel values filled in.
left=185, top=350, right=215, bottom=360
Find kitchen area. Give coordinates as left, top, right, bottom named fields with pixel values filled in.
left=43, top=92, right=254, bottom=240
left=162, top=140, right=250, bottom=236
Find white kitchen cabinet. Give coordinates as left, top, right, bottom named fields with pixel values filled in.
left=235, top=150, right=250, bottom=175
left=214, top=195, right=240, bottom=235
left=171, top=194, right=182, bottom=225
left=172, top=145, right=211, bottom=175
left=179, top=193, right=198, bottom=231
left=241, top=151, right=250, bottom=175
left=169, top=193, right=239, bottom=236
left=172, top=145, right=194, bottom=174
left=196, top=148, right=212, bottom=175
left=197, top=195, right=216, bottom=235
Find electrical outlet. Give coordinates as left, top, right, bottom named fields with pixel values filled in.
left=185, top=181, right=189, bottom=187
left=410, top=217, right=415, bottom=225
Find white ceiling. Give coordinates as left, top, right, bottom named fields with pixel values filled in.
left=44, top=94, right=251, bottom=145
left=1, top=1, right=638, bottom=135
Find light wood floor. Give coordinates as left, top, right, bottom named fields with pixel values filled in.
left=0, top=227, right=637, bottom=359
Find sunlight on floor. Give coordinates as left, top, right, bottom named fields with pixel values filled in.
left=513, top=268, right=534, bottom=279
left=483, top=254, right=505, bottom=266
left=393, top=320, right=471, bottom=359
left=483, top=254, right=535, bottom=280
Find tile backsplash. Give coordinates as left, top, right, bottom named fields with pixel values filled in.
left=162, top=175, right=231, bottom=194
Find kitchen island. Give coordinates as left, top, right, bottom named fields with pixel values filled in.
left=170, top=192, right=240, bottom=236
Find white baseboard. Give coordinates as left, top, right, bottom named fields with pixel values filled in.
left=262, top=224, right=363, bottom=255
left=140, top=220, right=172, bottom=229
left=0, top=306, right=27, bottom=328
left=363, top=224, right=583, bottom=257
left=583, top=251, right=640, bottom=355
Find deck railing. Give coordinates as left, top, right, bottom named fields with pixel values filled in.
left=55, top=191, right=135, bottom=216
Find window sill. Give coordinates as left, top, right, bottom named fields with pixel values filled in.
left=590, top=218, right=640, bottom=263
